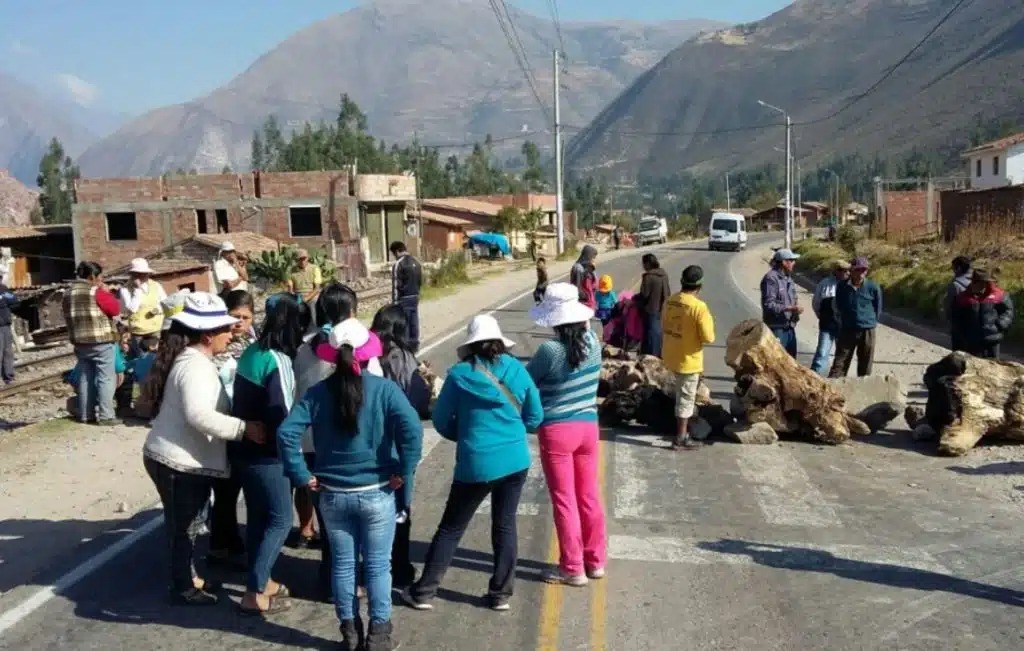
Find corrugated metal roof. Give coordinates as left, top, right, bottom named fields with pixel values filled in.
left=415, top=210, right=473, bottom=227
left=192, top=231, right=279, bottom=254
left=421, top=197, right=502, bottom=217
left=109, top=259, right=210, bottom=278
left=0, top=226, right=46, bottom=240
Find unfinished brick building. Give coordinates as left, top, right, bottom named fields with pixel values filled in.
left=72, top=170, right=367, bottom=279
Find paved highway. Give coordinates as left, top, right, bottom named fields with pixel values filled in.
left=2, top=235, right=1024, bottom=650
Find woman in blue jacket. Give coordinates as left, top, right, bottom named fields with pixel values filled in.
left=402, top=315, right=543, bottom=613
left=277, top=332, right=422, bottom=651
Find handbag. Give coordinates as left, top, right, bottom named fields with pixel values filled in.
left=475, top=364, right=522, bottom=411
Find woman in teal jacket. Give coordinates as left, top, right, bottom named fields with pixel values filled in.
left=402, top=315, right=543, bottom=613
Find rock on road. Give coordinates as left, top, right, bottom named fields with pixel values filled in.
left=3, top=234, right=1024, bottom=651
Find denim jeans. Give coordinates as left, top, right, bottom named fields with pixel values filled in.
left=317, top=486, right=397, bottom=625
left=642, top=313, right=663, bottom=357
left=397, top=295, right=420, bottom=352
left=810, top=329, right=837, bottom=375
left=74, top=342, right=116, bottom=421
left=411, top=469, right=528, bottom=601
left=236, top=460, right=292, bottom=593
left=770, top=327, right=798, bottom=358
left=144, top=457, right=214, bottom=593
left=0, top=325, right=14, bottom=384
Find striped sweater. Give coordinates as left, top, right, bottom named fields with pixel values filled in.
left=526, top=330, right=601, bottom=425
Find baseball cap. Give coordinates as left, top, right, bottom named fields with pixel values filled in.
left=772, top=248, right=800, bottom=262
left=680, top=265, right=704, bottom=289
left=219, top=241, right=236, bottom=253
left=851, top=256, right=870, bottom=270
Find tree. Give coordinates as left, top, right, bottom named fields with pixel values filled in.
left=521, top=141, right=545, bottom=192
left=36, top=138, right=79, bottom=224
left=493, top=206, right=522, bottom=233
left=250, top=130, right=265, bottom=170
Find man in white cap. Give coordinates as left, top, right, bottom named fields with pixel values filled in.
left=119, top=257, right=167, bottom=354
left=760, top=248, right=802, bottom=357
left=214, top=241, right=249, bottom=295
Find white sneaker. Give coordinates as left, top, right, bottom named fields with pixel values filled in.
left=542, top=568, right=588, bottom=587
left=586, top=567, right=606, bottom=580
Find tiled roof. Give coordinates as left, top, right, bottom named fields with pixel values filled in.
left=962, top=132, right=1024, bottom=156
left=415, top=210, right=473, bottom=227
left=0, top=226, right=46, bottom=240
left=192, top=231, right=279, bottom=254
left=421, top=197, right=502, bottom=217
left=109, top=258, right=210, bottom=278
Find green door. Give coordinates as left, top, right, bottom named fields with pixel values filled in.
left=365, top=207, right=385, bottom=263
left=385, top=207, right=405, bottom=251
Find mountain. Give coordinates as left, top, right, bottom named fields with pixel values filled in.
left=0, top=71, right=99, bottom=186
left=0, top=169, right=38, bottom=226
left=566, top=0, right=1024, bottom=179
left=77, top=0, right=724, bottom=177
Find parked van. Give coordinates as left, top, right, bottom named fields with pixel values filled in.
left=708, top=212, right=747, bottom=251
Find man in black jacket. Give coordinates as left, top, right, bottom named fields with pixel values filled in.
left=0, top=283, right=19, bottom=385
left=952, top=269, right=1014, bottom=359
left=390, top=241, right=423, bottom=352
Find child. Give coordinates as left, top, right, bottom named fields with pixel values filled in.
left=580, top=262, right=598, bottom=309
left=534, top=257, right=549, bottom=304
left=595, top=274, right=617, bottom=324
left=131, top=335, right=160, bottom=385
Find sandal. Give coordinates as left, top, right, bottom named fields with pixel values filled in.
left=238, top=596, right=291, bottom=616
left=271, top=583, right=290, bottom=598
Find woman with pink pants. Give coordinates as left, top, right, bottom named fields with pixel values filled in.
left=527, top=283, right=607, bottom=586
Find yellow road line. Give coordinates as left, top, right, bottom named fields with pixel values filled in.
left=536, top=532, right=563, bottom=650
left=590, top=438, right=608, bottom=651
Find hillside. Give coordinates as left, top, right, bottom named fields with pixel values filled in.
left=0, top=170, right=38, bottom=227
left=566, top=0, right=1024, bottom=179
left=77, top=0, right=722, bottom=177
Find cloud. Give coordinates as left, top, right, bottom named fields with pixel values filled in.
left=56, top=73, right=100, bottom=107
left=9, top=39, right=36, bottom=56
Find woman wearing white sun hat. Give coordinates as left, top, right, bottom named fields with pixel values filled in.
left=142, top=292, right=266, bottom=607
left=527, top=282, right=607, bottom=587
left=402, top=314, right=544, bottom=613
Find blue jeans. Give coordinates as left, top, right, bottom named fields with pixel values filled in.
left=236, top=460, right=292, bottom=593
left=770, top=327, right=798, bottom=358
left=317, top=487, right=397, bottom=625
left=642, top=313, right=663, bottom=357
left=73, top=342, right=116, bottom=421
left=810, top=329, right=837, bottom=375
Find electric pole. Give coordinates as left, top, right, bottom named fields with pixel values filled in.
left=554, top=49, right=565, bottom=255
left=784, top=114, right=792, bottom=248
left=725, top=172, right=731, bottom=211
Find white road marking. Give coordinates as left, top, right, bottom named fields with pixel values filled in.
left=612, top=439, right=672, bottom=522
left=478, top=440, right=547, bottom=515
left=0, top=535, right=22, bottom=542
left=609, top=535, right=948, bottom=574
left=735, top=446, right=843, bottom=528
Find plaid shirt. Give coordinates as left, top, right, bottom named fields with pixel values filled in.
left=63, top=281, right=117, bottom=345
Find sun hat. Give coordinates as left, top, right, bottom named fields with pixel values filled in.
left=170, top=292, right=239, bottom=331
left=219, top=241, right=236, bottom=253
left=128, top=258, right=154, bottom=274
left=159, top=289, right=191, bottom=331
left=456, top=314, right=515, bottom=359
left=530, top=282, right=595, bottom=328
left=680, top=265, right=704, bottom=290
left=833, top=259, right=851, bottom=271
left=851, top=256, right=870, bottom=270
left=598, top=275, right=613, bottom=292
left=772, top=248, right=801, bottom=263
left=971, top=268, right=992, bottom=283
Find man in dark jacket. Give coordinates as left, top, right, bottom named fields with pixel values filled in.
left=390, top=241, right=423, bottom=352
left=945, top=256, right=972, bottom=352
left=829, top=256, right=883, bottom=377
left=760, top=248, right=802, bottom=357
left=638, top=253, right=671, bottom=356
left=0, top=283, right=19, bottom=384
left=810, top=260, right=850, bottom=375
left=952, top=269, right=1014, bottom=359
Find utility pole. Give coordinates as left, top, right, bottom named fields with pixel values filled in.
left=784, top=114, right=792, bottom=248
left=725, top=172, right=731, bottom=211
left=553, top=49, right=565, bottom=255
left=796, top=161, right=802, bottom=226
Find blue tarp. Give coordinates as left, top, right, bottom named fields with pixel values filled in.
left=468, top=232, right=511, bottom=256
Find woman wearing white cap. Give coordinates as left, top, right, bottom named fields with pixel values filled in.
left=142, top=292, right=266, bottom=606
left=527, top=282, right=607, bottom=586
left=402, top=315, right=543, bottom=613
left=119, top=257, right=167, bottom=353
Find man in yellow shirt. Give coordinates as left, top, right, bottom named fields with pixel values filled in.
left=287, top=249, right=323, bottom=304
left=661, top=265, right=715, bottom=451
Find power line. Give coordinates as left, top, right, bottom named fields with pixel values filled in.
left=488, top=0, right=550, bottom=120
left=546, top=0, right=566, bottom=59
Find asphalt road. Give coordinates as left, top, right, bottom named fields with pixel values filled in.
left=3, top=234, right=1024, bottom=650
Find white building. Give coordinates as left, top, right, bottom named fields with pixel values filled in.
left=962, top=132, right=1024, bottom=190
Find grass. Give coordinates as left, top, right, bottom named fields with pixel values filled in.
left=793, top=216, right=1024, bottom=344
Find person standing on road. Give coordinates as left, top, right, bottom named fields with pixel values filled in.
left=952, top=269, right=1014, bottom=360
left=570, top=245, right=598, bottom=304
left=809, top=260, right=851, bottom=375
left=230, top=293, right=309, bottom=615
left=287, top=248, right=323, bottom=306
left=390, top=241, right=422, bottom=353
left=829, top=257, right=882, bottom=378
left=527, top=283, right=607, bottom=586
left=402, top=315, right=543, bottom=613
left=760, top=249, right=802, bottom=358
left=945, top=256, right=973, bottom=352
left=638, top=253, right=671, bottom=356
left=63, top=261, right=122, bottom=425
left=661, top=266, right=715, bottom=451
left=119, top=258, right=167, bottom=355
left=534, top=257, right=549, bottom=304
left=214, top=242, right=249, bottom=296
left=0, top=282, right=19, bottom=385
left=277, top=327, right=422, bottom=651
left=612, top=226, right=621, bottom=250
left=142, top=292, right=265, bottom=606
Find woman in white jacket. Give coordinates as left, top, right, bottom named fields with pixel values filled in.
left=142, top=293, right=265, bottom=606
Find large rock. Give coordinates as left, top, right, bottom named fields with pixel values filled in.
left=698, top=403, right=735, bottom=436
left=829, top=375, right=907, bottom=434
left=724, top=421, right=779, bottom=445
left=689, top=417, right=713, bottom=441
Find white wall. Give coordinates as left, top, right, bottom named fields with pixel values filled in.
left=967, top=144, right=1024, bottom=190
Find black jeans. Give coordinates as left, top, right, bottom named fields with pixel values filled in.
left=209, top=475, right=244, bottom=555
left=829, top=328, right=877, bottom=378
left=144, top=456, right=214, bottom=593
left=411, top=469, right=528, bottom=601
left=397, top=295, right=420, bottom=352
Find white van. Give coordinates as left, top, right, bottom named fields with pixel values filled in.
left=708, top=212, right=748, bottom=252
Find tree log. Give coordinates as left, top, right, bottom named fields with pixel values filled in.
left=923, top=352, right=1024, bottom=456
left=725, top=319, right=857, bottom=444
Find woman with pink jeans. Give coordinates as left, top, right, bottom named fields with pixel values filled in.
left=527, top=283, right=607, bottom=586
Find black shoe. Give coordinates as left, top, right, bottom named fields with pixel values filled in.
left=340, top=617, right=365, bottom=651
left=484, top=594, right=510, bottom=611
left=366, top=620, right=400, bottom=651
left=171, top=587, right=218, bottom=606
left=672, top=437, right=704, bottom=451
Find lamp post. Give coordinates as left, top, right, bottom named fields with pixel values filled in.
left=758, top=100, right=792, bottom=248
left=824, top=168, right=840, bottom=223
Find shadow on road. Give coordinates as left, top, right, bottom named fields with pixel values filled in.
left=698, top=538, right=1024, bottom=608
left=946, top=461, right=1024, bottom=476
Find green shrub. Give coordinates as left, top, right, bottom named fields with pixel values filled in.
left=836, top=225, right=863, bottom=256
left=429, top=253, right=470, bottom=288
left=247, top=245, right=336, bottom=286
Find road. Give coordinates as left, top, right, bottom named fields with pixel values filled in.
left=3, top=234, right=1024, bottom=650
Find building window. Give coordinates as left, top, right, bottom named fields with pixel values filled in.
left=976, top=159, right=982, bottom=177
left=105, top=212, right=138, bottom=241
left=26, top=255, right=41, bottom=273
left=215, top=209, right=229, bottom=233
left=196, top=209, right=208, bottom=234
left=289, top=206, right=323, bottom=237
left=993, top=156, right=1000, bottom=176
left=177, top=282, right=196, bottom=292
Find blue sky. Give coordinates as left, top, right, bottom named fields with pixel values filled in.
left=0, top=0, right=788, bottom=116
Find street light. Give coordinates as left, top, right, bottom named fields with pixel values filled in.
left=823, top=168, right=840, bottom=223
left=758, top=100, right=793, bottom=248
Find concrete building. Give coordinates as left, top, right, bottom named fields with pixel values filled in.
left=354, top=174, right=417, bottom=266
left=962, top=132, right=1024, bottom=190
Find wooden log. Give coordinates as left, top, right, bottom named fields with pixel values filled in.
left=924, top=352, right=1024, bottom=456
left=725, top=319, right=857, bottom=444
